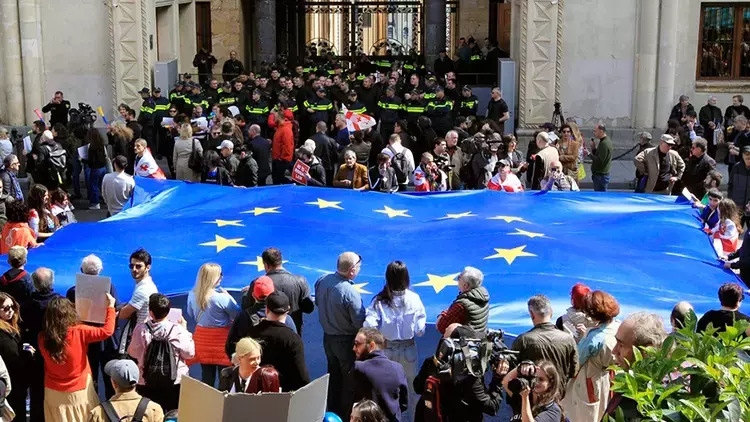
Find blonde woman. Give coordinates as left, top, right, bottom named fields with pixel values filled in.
left=218, top=337, right=263, bottom=393
left=568, top=121, right=587, bottom=180
left=187, top=263, right=240, bottom=387
left=107, top=121, right=134, bottom=173
left=173, top=123, right=203, bottom=181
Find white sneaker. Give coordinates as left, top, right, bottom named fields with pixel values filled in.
left=89, top=204, right=100, bottom=210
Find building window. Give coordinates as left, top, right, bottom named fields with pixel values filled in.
left=196, top=2, right=212, bottom=52
left=698, top=4, right=750, bottom=80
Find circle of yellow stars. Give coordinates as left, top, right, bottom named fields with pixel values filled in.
left=198, top=199, right=545, bottom=295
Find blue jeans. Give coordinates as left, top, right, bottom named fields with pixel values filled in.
left=592, top=174, right=611, bottom=192
left=85, top=166, right=107, bottom=205
left=72, top=158, right=82, bottom=197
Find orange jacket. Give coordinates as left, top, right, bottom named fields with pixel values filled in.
left=272, top=121, right=294, bottom=162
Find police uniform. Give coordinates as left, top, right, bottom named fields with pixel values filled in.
left=425, top=90, right=454, bottom=136
left=151, top=89, right=170, bottom=157
left=137, top=88, right=156, bottom=150
left=377, top=91, right=402, bottom=140
left=458, top=90, right=479, bottom=118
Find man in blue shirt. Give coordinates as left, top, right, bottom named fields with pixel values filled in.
left=314, top=251, right=366, bottom=419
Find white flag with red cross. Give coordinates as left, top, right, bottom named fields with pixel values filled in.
left=341, top=105, right=376, bottom=132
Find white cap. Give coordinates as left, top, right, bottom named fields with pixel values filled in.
left=217, top=140, right=234, bottom=150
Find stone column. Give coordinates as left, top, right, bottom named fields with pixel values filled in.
left=424, top=0, right=447, bottom=70
left=633, top=0, right=660, bottom=129
left=655, top=0, right=678, bottom=127
left=0, top=0, right=25, bottom=125
left=254, top=0, right=277, bottom=66
left=19, top=0, right=45, bottom=124
left=111, top=0, right=151, bottom=113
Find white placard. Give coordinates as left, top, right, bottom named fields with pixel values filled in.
left=78, top=145, right=89, bottom=160
left=74, top=273, right=112, bottom=324
left=228, top=106, right=240, bottom=117
left=161, top=117, right=174, bottom=127
left=167, top=308, right=183, bottom=324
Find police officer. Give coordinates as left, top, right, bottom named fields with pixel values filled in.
left=423, top=75, right=438, bottom=102
left=42, top=91, right=72, bottom=128
left=151, top=87, right=170, bottom=157
left=137, top=87, right=155, bottom=150
left=346, top=90, right=367, bottom=115
left=218, top=81, right=237, bottom=108
left=305, top=87, right=334, bottom=131
left=425, top=86, right=453, bottom=137
left=245, top=89, right=269, bottom=132
left=377, top=86, right=402, bottom=141
left=458, top=86, right=479, bottom=118
left=204, top=78, right=220, bottom=109
left=403, top=89, right=426, bottom=136
left=169, top=81, right=187, bottom=114
left=184, top=82, right=208, bottom=117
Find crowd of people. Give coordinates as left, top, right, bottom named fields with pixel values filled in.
left=0, top=245, right=746, bottom=422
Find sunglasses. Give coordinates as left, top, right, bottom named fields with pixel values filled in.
left=551, top=167, right=562, bottom=171
left=0, top=305, right=13, bottom=312
left=169, top=110, right=178, bottom=113
left=561, top=130, right=571, bottom=134
left=129, top=263, right=145, bottom=269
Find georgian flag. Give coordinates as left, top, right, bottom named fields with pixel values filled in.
left=340, top=105, right=376, bottom=132
left=135, top=148, right=166, bottom=180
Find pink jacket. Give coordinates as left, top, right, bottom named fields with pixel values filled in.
left=127, top=319, right=196, bottom=385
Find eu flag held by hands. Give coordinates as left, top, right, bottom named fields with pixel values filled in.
left=27, top=179, right=731, bottom=333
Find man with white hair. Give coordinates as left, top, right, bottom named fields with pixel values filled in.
left=247, top=123, right=271, bottom=186
left=0, top=128, right=13, bottom=161
left=436, top=267, right=490, bottom=335
left=33, top=129, right=67, bottom=190
left=540, top=160, right=579, bottom=191
left=314, top=252, right=366, bottom=418
left=605, top=312, right=667, bottom=419
left=511, top=294, right=578, bottom=386
left=699, top=96, right=723, bottom=158
left=66, top=254, right=122, bottom=398
left=445, top=130, right=465, bottom=189
left=528, top=131, right=559, bottom=190
left=333, top=149, right=369, bottom=190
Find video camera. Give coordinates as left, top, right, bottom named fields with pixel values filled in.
left=433, top=154, right=455, bottom=173
left=68, top=102, right=98, bottom=129
left=433, top=328, right=518, bottom=381
left=460, top=132, right=505, bottom=159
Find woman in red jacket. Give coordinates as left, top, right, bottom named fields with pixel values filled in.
left=39, top=294, right=115, bottom=422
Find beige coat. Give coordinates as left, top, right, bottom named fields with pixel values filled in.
left=561, top=321, right=620, bottom=422
left=633, top=146, right=685, bottom=193
left=173, top=137, right=203, bottom=182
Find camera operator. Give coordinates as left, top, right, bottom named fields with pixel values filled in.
left=369, top=153, right=399, bottom=193
left=502, top=360, right=565, bottom=422
left=41, top=91, right=71, bottom=128
left=414, top=324, right=506, bottom=422
left=540, top=160, right=579, bottom=192
left=413, top=152, right=447, bottom=192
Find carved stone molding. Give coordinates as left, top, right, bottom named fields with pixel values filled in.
left=517, top=0, right=564, bottom=129
left=110, top=0, right=150, bottom=114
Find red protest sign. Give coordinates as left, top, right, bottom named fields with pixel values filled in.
left=291, top=159, right=310, bottom=185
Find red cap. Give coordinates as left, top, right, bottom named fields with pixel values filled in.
left=282, top=109, right=294, bottom=121
left=253, top=276, right=275, bottom=299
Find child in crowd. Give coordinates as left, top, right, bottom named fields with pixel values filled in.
left=711, top=198, right=742, bottom=256
left=699, top=188, right=722, bottom=231
left=50, top=188, right=77, bottom=227
left=693, top=170, right=723, bottom=209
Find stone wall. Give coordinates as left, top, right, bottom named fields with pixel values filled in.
left=210, top=0, right=244, bottom=67
left=457, top=0, right=490, bottom=43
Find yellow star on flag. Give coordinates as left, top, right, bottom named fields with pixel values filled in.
left=413, top=273, right=461, bottom=293
left=508, top=228, right=545, bottom=239
left=200, top=235, right=246, bottom=253
left=487, top=215, right=530, bottom=224
left=203, top=219, right=245, bottom=227
left=373, top=206, right=411, bottom=218
left=484, top=245, right=537, bottom=265
left=241, top=207, right=281, bottom=216
left=439, top=211, right=477, bottom=220
left=353, top=283, right=372, bottom=294
left=305, top=198, right=344, bottom=210
left=240, top=256, right=265, bottom=271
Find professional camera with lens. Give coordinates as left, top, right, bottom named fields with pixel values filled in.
left=434, top=328, right=518, bottom=381
left=433, top=155, right=454, bottom=173
left=507, top=360, right=538, bottom=395
left=68, top=102, right=97, bottom=129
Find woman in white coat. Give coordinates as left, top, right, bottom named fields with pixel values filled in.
left=561, top=290, right=621, bottom=422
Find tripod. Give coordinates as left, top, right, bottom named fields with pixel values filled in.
left=551, top=102, right=565, bottom=131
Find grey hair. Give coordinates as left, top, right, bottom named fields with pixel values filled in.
left=343, top=149, right=356, bottom=159
left=3, top=154, right=17, bottom=167
left=627, top=312, right=667, bottom=348
left=316, top=121, right=328, bottom=132
left=81, top=254, right=103, bottom=275
left=460, top=266, right=484, bottom=289
left=32, top=268, right=54, bottom=294
left=446, top=130, right=458, bottom=140
left=336, top=251, right=359, bottom=273
left=0, top=127, right=7, bottom=137
left=692, top=137, right=708, bottom=152
left=536, top=131, right=550, bottom=144
left=736, top=115, right=748, bottom=125
left=335, top=114, right=346, bottom=123
left=679, top=94, right=689, bottom=102
left=249, top=124, right=261, bottom=135
left=670, top=301, right=694, bottom=330
left=528, top=294, right=553, bottom=318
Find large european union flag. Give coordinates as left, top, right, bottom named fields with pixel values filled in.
left=25, top=179, right=734, bottom=334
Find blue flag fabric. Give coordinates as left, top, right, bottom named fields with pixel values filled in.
left=24, top=179, right=734, bottom=334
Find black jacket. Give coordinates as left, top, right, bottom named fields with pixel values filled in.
left=222, top=59, right=244, bottom=81
left=0, top=329, right=28, bottom=391
left=728, top=162, right=750, bottom=212
left=434, top=57, right=454, bottom=80
left=699, top=104, right=723, bottom=128
left=682, top=153, right=716, bottom=199
left=243, top=269, right=315, bottom=333
left=42, top=100, right=71, bottom=127
left=725, top=105, right=750, bottom=126
left=21, top=290, right=62, bottom=348
left=248, top=135, right=272, bottom=179
left=729, top=230, right=750, bottom=288
left=201, top=167, right=233, bottom=186
left=669, top=103, right=695, bottom=122
left=353, top=350, right=408, bottom=421
left=511, top=322, right=578, bottom=385
left=245, top=320, right=310, bottom=392
left=311, top=132, right=339, bottom=171
left=235, top=155, right=259, bottom=187
left=0, top=268, right=33, bottom=306
left=369, top=166, right=398, bottom=193
left=414, top=357, right=503, bottom=422
left=306, top=158, right=327, bottom=187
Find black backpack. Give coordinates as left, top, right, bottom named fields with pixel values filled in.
left=422, top=375, right=444, bottom=422
left=100, top=396, right=151, bottom=422
left=45, top=143, right=67, bottom=172
left=143, top=324, right=177, bottom=389
left=388, top=145, right=408, bottom=184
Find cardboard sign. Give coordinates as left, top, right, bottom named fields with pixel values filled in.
left=178, top=374, right=329, bottom=422
left=74, top=274, right=112, bottom=324
left=291, top=159, right=310, bottom=185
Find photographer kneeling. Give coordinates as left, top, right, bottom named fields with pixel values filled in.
left=413, top=323, right=506, bottom=422
left=502, top=360, right=565, bottom=422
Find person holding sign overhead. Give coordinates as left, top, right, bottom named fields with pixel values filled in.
left=39, top=293, right=116, bottom=422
